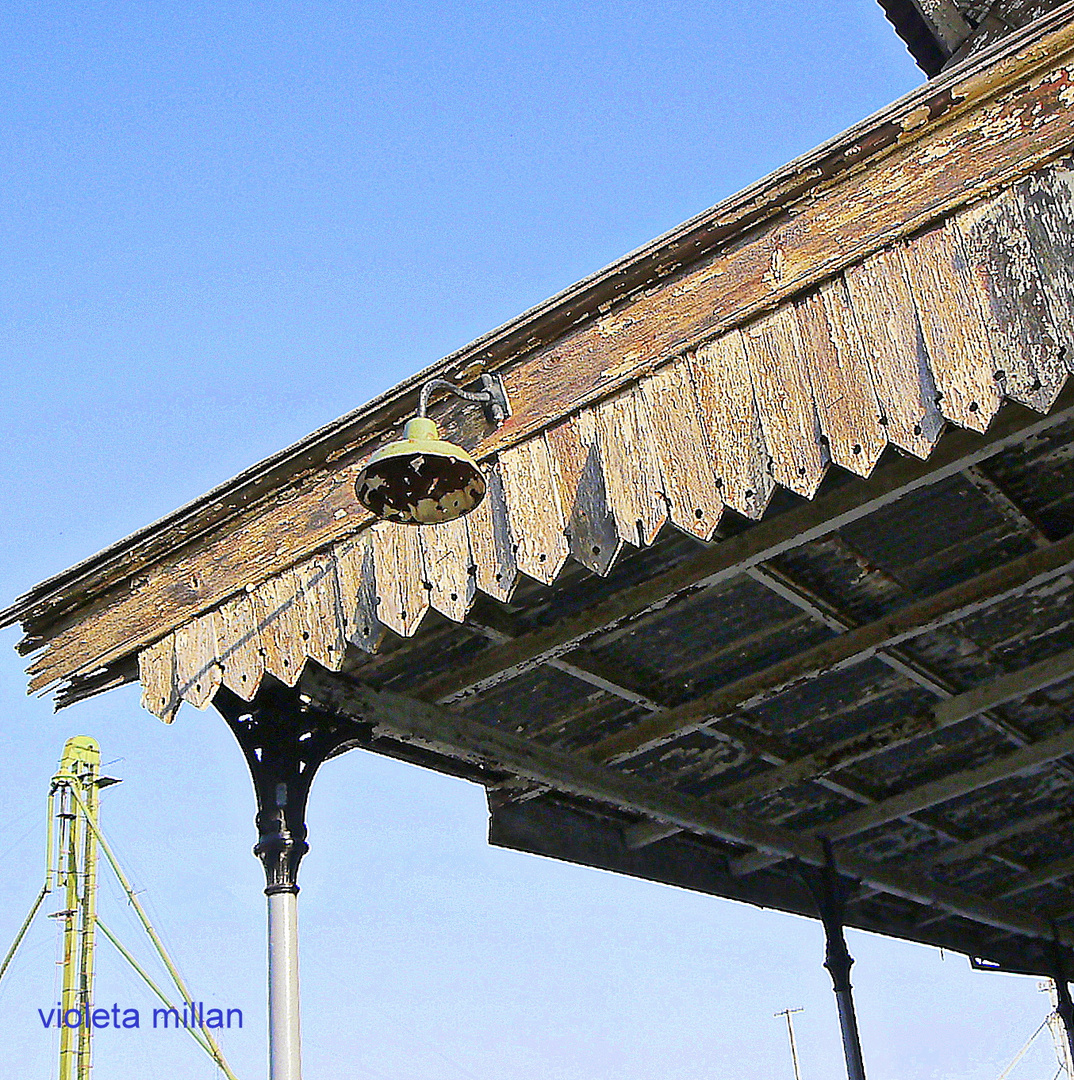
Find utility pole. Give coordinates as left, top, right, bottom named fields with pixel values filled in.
left=776, top=1007, right=804, bottom=1080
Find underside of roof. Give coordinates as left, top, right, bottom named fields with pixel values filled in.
left=6, top=3, right=1074, bottom=977
left=879, top=0, right=1064, bottom=76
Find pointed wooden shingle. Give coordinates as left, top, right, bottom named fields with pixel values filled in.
left=741, top=306, right=829, bottom=498
left=292, top=553, right=346, bottom=671
left=592, top=386, right=667, bottom=548
left=215, top=590, right=266, bottom=701
left=418, top=517, right=475, bottom=623
left=638, top=357, right=723, bottom=540
left=251, top=569, right=309, bottom=686
left=498, top=437, right=570, bottom=585
left=174, top=611, right=222, bottom=708
left=955, top=188, right=1067, bottom=413
left=901, top=219, right=1002, bottom=434
left=795, top=279, right=886, bottom=477
left=371, top=521, right=429, bottom=637
left=334, top=532, right=387, bottom=653
left=544, top=411, right=621, bottom=574
left=464, top=461, right=519, bottom=602
left=1016, top=158, right=1074, bottom=377
left=139, top=633, right=180, bottom=723
left=687, top=330, right=774, bottom=520
left=843, top=246, right=944, bottom=459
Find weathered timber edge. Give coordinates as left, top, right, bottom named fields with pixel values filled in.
left=4, top=2, right=1074, bottom=639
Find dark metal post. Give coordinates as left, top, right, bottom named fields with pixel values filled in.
left=1050, top=936, right=1074, bottom=1068
left=214, top=683, right=365, bottom=1080
left=801, top=840, right=867, bottom=1080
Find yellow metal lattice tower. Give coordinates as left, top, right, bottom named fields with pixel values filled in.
left=51, top=735, right=101, bottom=1080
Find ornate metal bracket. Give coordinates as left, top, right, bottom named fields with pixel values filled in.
left=214, top=682, right=370, bottom=894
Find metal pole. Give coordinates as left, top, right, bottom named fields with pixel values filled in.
left=268, top=890, right=302, bottom=1080
left=1051, top=939, right=1074, bottom=1071
left=215, top=685, right=355, bottom=1080
left=801, top=841, right=867, bottom=1080
left=775, top=1007, right=804, bottom=1080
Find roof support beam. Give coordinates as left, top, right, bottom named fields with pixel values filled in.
left=299, top=665, right=1073, bottom=948
left=732, top=723, right=1074, bottom=876
left=716, top=645, right=1074, bottom=807
left=418, top=399, right=1074, bottom=707
left=583, top=530, right=1074, bottom=766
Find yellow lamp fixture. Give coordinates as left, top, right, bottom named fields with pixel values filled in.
left=354, top=375, right=509, bottom=525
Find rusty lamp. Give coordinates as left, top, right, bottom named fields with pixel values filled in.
left=355, top=375, right=509, bottom=525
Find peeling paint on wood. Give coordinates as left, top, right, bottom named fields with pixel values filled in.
left=741, top=306, right=829, bottom=498
left=173, top=611, right=221, bottom=708
left=214, top=591, right=265, bottom=700
left=795, top=279, right=887, bottom=477
left=901, top=218, right=1003, bottom=433
left=138, top=633, right=179, bottom=722
left=688, top=332, right=774, bottom=519
left=418, top=517, right=474, bottom=623
left=464, top=461, right=520, bottom=601
left=498, top=438, right=570, bottom=585
left=638, top=357, right=724, bottom=540
left=544, top=413, right=622, bottom=574
left=592, top=387, right=668, bottom=548
left=370, top=522, right=429, bottom=638
left=333, top=532, right=387, bottom=654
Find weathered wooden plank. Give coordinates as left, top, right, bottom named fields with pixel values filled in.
left=843, top=246, right=945, bottom=458
left=687, top=332, right=774, bottom=519
left=498, top=438, right=570, bottom=585
left=418, top=517, right=474, bottom=624
left=333, top=532, right=386, bottom=654
left=12, top=15, right=1074, bottom=674
left=794, top=280, right=887, bottom=476
left=955, top=186, right=1068, bottom=412
left=592, top=387, right=667, bottom=548
left=292, top=553, right=346, bottom=671
left=464, top=461, right=519, bottom=602
left=416, top=398, right=1074, bottom=706
left=901, top=219, right=1003, bottom=432
left=23, top=41, right=1074, bottom=694
left=174, top=611, right=221, bottom=708
left=741, top=306, right=829, bottom=498
left=584, top=531, right=1074, bottom=766
left=138, top=633, right=179, bottom=722
left=543, top=412, right=621, bottom=574
left=638, top=358, right=724, bottom=539
left=1018, top=158, right=1074, bottom=375
left=250, top=569, right=309, bottom=686
left=214, top=590, right=266, bottom=700
left=302, top=666, right=1072, bottom=949
left=370, top=522, right=429, bottom=638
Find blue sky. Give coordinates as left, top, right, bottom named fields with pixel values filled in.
left=0, top=2, right=1065, bottom=1077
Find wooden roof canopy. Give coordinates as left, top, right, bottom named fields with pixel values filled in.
left=7, top=4, right=1074, bottom=977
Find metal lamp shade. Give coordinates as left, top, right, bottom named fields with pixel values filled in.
left=354, top=417, right=487, bottom=524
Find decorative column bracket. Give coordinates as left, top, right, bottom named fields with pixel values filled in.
left=799, top=839, right=868, bottom=1080
left=214, top=683, right=372, bottom=894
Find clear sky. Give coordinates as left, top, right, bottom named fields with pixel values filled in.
left=0, top=2, right=1066, bottom=1078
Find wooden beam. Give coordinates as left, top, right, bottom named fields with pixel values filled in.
left=492, top=796, right=1072, bottom=976
left=584, top=529, right=1074, bottom=766
left=714, top=646, right=1074, bottom=807
left=419, top=399, right=1074, bottom=706
left=299, top=665, right=1073, bottom=946
left=908, top=807, right=1074, bottom=871
left=999, top=853, right=1074, bottom=899
left=733, top=724, right=1074, bottom=876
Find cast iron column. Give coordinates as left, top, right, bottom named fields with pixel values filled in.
left=215, top=683, right=362, bottom=1080
left=801, top=840, right=867, bottom=1080
left=1051, top=937, right=1074, bottom=1067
